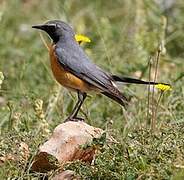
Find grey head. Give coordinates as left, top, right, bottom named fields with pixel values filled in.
left=32, top=20, right=75, bottom=43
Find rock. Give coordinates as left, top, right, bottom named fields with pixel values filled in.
left=32, top=121, right=104, bottom=172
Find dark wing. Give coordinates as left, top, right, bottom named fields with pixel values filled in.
left=55, top=42, right=127, bottom=105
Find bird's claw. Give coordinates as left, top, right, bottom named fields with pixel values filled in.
left=64, top=117, right=85, bottom=122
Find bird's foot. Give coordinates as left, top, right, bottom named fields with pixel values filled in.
left=64, top=117, right=85, bottom=122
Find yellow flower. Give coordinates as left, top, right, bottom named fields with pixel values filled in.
left=75, top=34, right=91, bottom=43
left=155, top=83, right=172, bottom=91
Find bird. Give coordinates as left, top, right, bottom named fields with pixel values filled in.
left=32, top=20, right=170, bottom=121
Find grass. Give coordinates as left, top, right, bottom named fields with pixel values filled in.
left=0, top=0, right=184, bottom=179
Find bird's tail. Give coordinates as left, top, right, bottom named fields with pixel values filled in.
left=106, top=75, right=171, bottom=107
left=112, top=75, right=170, bottom=86
left=101, top=91, right=128, bottom=107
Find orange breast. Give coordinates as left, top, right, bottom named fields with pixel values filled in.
left=49, top=45, right=94, bottom=92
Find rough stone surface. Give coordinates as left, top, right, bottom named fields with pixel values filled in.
left=32, top=121, right=103, bottom=172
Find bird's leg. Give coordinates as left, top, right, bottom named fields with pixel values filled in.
left=64, top=91, right=87, bottom=122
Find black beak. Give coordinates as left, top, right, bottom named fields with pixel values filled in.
left=32, top=24, right=46, bottom=30
left=32, top=24, right=56, bottom=31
